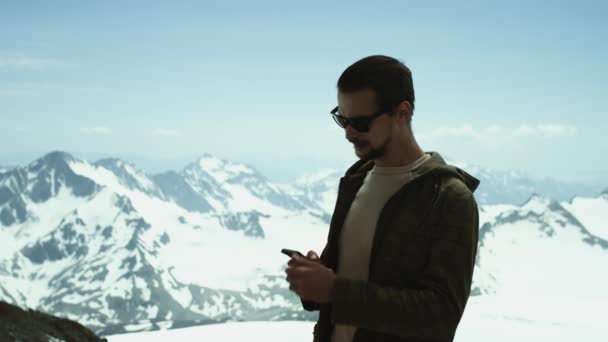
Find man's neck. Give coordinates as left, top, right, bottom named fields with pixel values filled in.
left=374, top=139, right=425, bottom=167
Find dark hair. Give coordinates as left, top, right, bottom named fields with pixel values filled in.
left=337, top=55, right=415, bottom=112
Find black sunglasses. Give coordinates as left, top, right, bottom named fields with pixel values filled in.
left=330, top=106, right=391, bottom=132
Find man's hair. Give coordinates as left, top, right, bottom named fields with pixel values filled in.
left=337, top=55, right=415, bottom=113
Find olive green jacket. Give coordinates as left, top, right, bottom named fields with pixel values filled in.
left=302, top=151, right=480, bottom=342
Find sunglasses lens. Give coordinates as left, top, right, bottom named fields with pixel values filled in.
left=351, top=119, right=370, bottom=132
left=331, top=113, right=371, bottom=132
left=332, top=115, right=347, bottom=128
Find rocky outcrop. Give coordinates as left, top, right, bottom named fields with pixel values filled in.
left=0, top=301, right=107, bottom=342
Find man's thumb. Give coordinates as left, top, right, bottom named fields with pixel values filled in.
left=306, top=250, right=319, bottom=260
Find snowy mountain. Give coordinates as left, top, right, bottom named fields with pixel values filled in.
left=448, top=159, right=600, bottom=205
left=0, top=151, right=606, bottom=337
left=0, top=151, right=326, bottom=335
left=289, top=159, right=602, bottom=210
left=181, top=154, right=307, bottom=213
left=0, top=151, right=98, bottom=227
left=277, top=168, right=342, bottom=219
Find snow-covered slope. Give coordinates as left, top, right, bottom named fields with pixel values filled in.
left=0, top=166, right=13, bottom=175
left=561, top=190, right=608, bottom=240
left=94, top=158, right=164, bottom=199
left=106, top=303, right=608, bottom=342
left=107, top=321, right=315, bottom=342
left=473, top=193, right=608, bottom=302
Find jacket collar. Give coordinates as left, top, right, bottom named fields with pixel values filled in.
left=343, top=151, right=480, bottom=193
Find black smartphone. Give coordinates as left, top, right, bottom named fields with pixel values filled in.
left=281, top=248, right=305, bottom=258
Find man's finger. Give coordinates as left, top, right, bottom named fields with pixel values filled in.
left=286, top=274, right=295, bottom=284
left=286, top=264, right=314, bottom=274
left=288, top=280, right=299, bottom=293
left=286, top=265, right=314, bottom=278
left=291, top=255, right=320, bottom=266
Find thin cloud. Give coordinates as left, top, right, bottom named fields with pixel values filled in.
left=514, top=124, right=577, bottom=138
left=0, top=53, right=62, bottom=71
left=420, top=124, right=576, bottom=141
left=429, top=124, right=481, bottom=139
left=422, top=124, right=504, bottom=140
left=80, top=126, right=112, bottom=135
left=152, top=128, right=181, bottom=137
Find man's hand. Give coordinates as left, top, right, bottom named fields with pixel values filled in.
left=285, top=250, right=336, bottom=303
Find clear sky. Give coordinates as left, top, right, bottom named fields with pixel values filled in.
left=1, top=0, right=606, bottom=184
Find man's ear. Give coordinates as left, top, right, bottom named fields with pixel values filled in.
left=396, top=100, right=413, bottom=125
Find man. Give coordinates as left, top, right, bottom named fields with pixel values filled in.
left=285, top=55, right=480, bottom=342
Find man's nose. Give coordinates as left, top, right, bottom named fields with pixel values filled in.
left=345, top=125, right=359, bottom=140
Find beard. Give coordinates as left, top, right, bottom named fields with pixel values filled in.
left=352, top=134, right=392, bottom=162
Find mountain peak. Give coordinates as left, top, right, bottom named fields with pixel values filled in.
left=38, top=151, right=76, bottom=165
left=25, top=151, right=97, bottom=202
left=195, top=154, right=224, bottom=168
left=195, top=153, right=233, bottom=166
left=188, top=154, right=258, bottom=183
left=295, top=168, right=340, bottom=186
left=26, top=151, right=80, bottom=176
left=522, top=192, right=551, bottom=208
left=195, top=153, right=225, bottom=164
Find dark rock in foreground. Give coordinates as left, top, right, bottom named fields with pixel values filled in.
left=0, top=301, right=107, bottom=342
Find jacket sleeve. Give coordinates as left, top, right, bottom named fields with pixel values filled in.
left=301, top=244, right=329, bottom=311
left=330, top=183, right=479, bottom=340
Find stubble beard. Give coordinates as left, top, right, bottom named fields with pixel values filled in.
left=355, top=135, right=392, bottom=162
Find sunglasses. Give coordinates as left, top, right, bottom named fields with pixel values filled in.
left=330, top=106, right=391, bottom=133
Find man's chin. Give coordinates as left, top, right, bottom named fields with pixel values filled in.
left=356, top=147, right=384, bottom=162
left=355, top=148, right=371, bottom=161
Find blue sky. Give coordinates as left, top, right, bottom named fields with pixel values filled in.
left=1, top=0, right=606, bottom=184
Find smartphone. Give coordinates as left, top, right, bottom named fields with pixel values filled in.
left=281, top=248, right=305, bottom=258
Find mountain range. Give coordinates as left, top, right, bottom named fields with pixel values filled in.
left=0, top=151, right=606, bottom=336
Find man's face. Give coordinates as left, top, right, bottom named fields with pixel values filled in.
left=337, top=88, right=393, bottom=161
